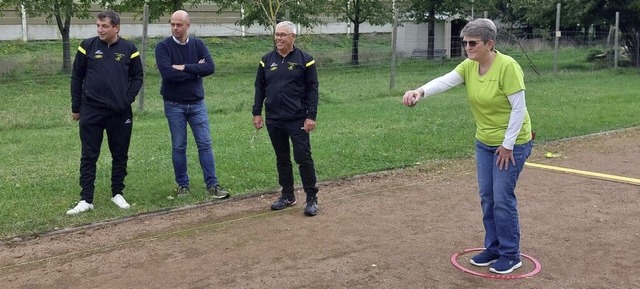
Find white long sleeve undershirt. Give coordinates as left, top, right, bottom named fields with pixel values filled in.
left=416, top=71, right=526, bottom=150
left=503, top=90, right=526, bottom=150
left=417, top=71, right=464, bottom=98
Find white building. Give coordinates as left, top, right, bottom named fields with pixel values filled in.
left=0, top=4, right=392, bottom=41
left=396, top=15, right=469, bottom=59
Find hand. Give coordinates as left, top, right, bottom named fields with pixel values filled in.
left=71, top=112, right=80, bottom=121
left=303, top=119, right=316, bottom=133
left=402, top=90, right=422, bottom=107
left=172, top=64, right=185, bottom=71
left=495, top=146, right=515, bottom=170
left=198, top=59, right=205, bottom=64
left=253, top=115, right=264, bottom=130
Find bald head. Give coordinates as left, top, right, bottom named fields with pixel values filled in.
left=170, top=10, right=190, bottom=42
left=171, top=10, right=190, bottom=24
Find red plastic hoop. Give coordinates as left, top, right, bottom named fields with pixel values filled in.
left=450, top=248, right=542, bottom=279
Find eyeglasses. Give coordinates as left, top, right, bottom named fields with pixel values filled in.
left=461, top=40, right=482, bottom=48
left=275, top=33, right=292, bottom=38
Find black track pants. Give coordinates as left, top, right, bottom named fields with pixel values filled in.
left=266, top=118, right=318, bottom=199
left=78, top=104, right=132, bottom=203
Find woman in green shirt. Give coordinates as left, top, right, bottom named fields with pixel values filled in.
left=402, top=18, right=533, bottom=274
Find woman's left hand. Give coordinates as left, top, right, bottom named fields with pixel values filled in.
left=495, top=146, right=515, bottom=170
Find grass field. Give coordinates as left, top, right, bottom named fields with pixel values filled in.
left=0, top=34, right=638, bottom=239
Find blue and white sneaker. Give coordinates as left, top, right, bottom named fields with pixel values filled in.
left=489, top=256, right=522, bottom=274
left=470, top=250, right=499, bottom=267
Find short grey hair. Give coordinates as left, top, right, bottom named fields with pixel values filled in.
left=276, top=21, right=297, bottom=35
left=460, top=18, right=497, bottom=42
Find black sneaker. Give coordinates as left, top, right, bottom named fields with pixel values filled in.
left=304, top=198, right=318, bottom=216
left=207, top=184, right=230, bottom=199
left=177, top=186, right=190, bottom=198
left=271, top=196, right=296, bottom=210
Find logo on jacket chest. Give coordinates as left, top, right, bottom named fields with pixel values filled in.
left=93, top=50, right=126, bottom=61
left=287, top=62, right=298, bottom=70
left=268, top=62, right=299, bottom=71
left=94, top=50, right=104, bottom=59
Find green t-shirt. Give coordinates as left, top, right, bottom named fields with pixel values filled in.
left=454, top=51, right=532, bottom=146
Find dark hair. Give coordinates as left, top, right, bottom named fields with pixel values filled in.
left=97, top=10, right=121, bottom=27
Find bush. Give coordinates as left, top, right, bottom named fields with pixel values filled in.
left=586, top=49, right=605, bottom=62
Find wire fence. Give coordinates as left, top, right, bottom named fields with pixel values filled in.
left=0, top=29, right=637, bottom=85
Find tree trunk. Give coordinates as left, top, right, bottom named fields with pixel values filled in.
left=351, top=21, right=360, bottom=65
left=172, top=0, right=184, bottom=12
left=61, top=23, right=71, bottom=73
left=427, top=8, right=435, bottom=60
left=54, top=13, right=72, bottom=73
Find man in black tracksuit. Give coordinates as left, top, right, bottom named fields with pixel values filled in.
left=67, top=10, right=144, bottom=215
left=252, top=21, right=320, bottom=216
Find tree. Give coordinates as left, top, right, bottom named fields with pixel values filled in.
left=101, top=0, right=212, bottom=23
left=475, top=0, right=529, bottom=32
left=518, top=0, right=640, bottom=66
left=598, top=0, right=640, bottom=66
left=213, top=0, right=326, bottom=39
left=403, top=0, right=465, bottom=60
left=0, top=0, right=94, bottom=73
left=326, top=0, right=392, bottom=65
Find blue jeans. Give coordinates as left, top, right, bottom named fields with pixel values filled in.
left=164, top=100, right=219, bottom=188
left=475, top=140, right=533, bottom=258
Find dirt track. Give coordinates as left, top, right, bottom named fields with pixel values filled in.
left=1, top=128, right=640, bottom=288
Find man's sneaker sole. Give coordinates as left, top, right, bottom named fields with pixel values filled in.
left=207, top=185, right=230, bottom=199
left=66, top=201, right=94, bottom=215
left=489, top=261, right=522, bottom=274
left=470, top=259, right=498, bottom=267
left=271, top=200, right=297, bottom=210
left=211, top=193, right=230, bottom=199
left=304, top=201, right=318, bottom=216
left=111, top=194, right=130, bottom=209
left=177, top=186, right=190, bottom=198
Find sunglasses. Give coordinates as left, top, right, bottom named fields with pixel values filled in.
left=461, top=40, right=483, bottom=48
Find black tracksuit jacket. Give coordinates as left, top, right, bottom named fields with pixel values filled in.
left=253, top=47, right=319, bottom=121
left=71, top=36, right=144, bottom=113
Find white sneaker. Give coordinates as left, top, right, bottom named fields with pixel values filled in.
left=66, top=200, right=94, bottom=215
left=111, top=194, right=130, bottom=209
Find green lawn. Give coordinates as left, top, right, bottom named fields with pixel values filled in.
left=1, top=35, right=639, bottom=239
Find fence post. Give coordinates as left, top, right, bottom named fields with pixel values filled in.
left=138, top=2, right=149, bottom=112
left=346, top=1, right=351, bottom=35
left=21, top=4, right=27, bottom=42
left=389, top=0, right=397, bottom=90
left=241, top=6, right=246, bottom=37
left=553, top=3, right=561, bottom=74
left=614, top=12, right=619, bottom=68
left=471, top=0, right=474, bottom=18
left=634, top=31, right=640, bottom=68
